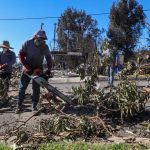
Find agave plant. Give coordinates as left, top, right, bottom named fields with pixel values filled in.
left=115, top=80, right=146, bottom=121
left=41, top=115, right=76, bottom=135
left=72, top=69, right=98, bottom=105
left=94, top=80, right=147, bottom=122
left=78, top=116, right=96, bottom=137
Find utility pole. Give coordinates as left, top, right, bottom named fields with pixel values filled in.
left=53, top=23, right=57, bottom=51
left=67, top=23, right=70, bottom=51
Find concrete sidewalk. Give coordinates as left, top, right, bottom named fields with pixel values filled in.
left=49, top=75, right=150, bottom=83
left=49, top=75, right=107, bottom=83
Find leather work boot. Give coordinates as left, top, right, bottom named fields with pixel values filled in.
left=32, top=106, right=38, bottom=111
left=32, top=106, right=41, bottom=116
left=32, top=106, right=38, bottom=113
left=15, top=106, right=22, bottom=114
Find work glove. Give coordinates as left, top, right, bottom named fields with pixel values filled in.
left=46, top=69, right=51, bottom=75
left=0, top=64, right=8, bottom=69
left=40, top=69, right=53, bottom=80
left=23, top=65, right=32, bottom=73
left=46, top=69, right=53, bottom=78
left=33, top=68, right=43, bottom=76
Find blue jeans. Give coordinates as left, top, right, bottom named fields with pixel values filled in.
left=17, top=73, right=40, bottom=108
left=0, top=72, right=11, bottom=90
left=118, top=64, right=123, bottom=71
left=108, top=65, right=114, bottom=86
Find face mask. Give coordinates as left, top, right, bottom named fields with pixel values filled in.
left=3, top=48, right=8, bottom=52
left=34, top=38, right=45, bottom=47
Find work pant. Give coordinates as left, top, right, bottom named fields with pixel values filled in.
left=108, top=65, right=114, bottom=86
left=0, top=72, right=11, bottom=91
left=17, top=73, right=40, bottom=108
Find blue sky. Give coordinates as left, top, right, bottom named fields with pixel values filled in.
left=0, top=0, right=149, bottom=55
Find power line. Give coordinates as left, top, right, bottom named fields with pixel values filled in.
left=0, top=9, right=149, bottom=21
left=89, top=13, right=109, bottom=15
left=0, top=13, right=109, bottom=21
left=144, top=9, right=150, bottom=12
left=0, top=16, right=59, bottom=21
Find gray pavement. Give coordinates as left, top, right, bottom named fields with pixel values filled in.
left=48, top=78, right=150, bottom=96
left=9, top=75, right=150, bottom=95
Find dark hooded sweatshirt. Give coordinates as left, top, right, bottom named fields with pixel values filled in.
left=0, top=50, right=16, bottom=73
left=18, top=39, right=52, bottom=71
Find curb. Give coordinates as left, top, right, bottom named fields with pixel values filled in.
left=49, top=76, right=150, bottom=83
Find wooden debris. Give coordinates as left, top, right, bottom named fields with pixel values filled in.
left=0, top=107, right=11, bottom=113
left=143, top=87, right=150, bottom=93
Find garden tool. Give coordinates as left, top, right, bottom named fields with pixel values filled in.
left=24, top=71, right=72, bottom=104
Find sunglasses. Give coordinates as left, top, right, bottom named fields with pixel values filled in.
left=37, top=37, right=46, bottom=41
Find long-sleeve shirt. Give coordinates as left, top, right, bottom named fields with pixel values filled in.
left=18, top=39, right=52, bottom=71
left=0, top=50, right=16, bottom=73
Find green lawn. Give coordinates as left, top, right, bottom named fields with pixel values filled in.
left=38, top=142, right=148, bottom=150
left=0, top=142, right=148, bottom=150
left=0, top=144, right=11, bottom=150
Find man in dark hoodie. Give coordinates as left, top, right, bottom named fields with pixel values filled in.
left=16, top=29, right=52, bottom=113
left=0, top=41, right=16, bottom=92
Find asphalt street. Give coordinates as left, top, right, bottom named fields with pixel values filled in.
left=48, top=79, right=150, bottom=95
